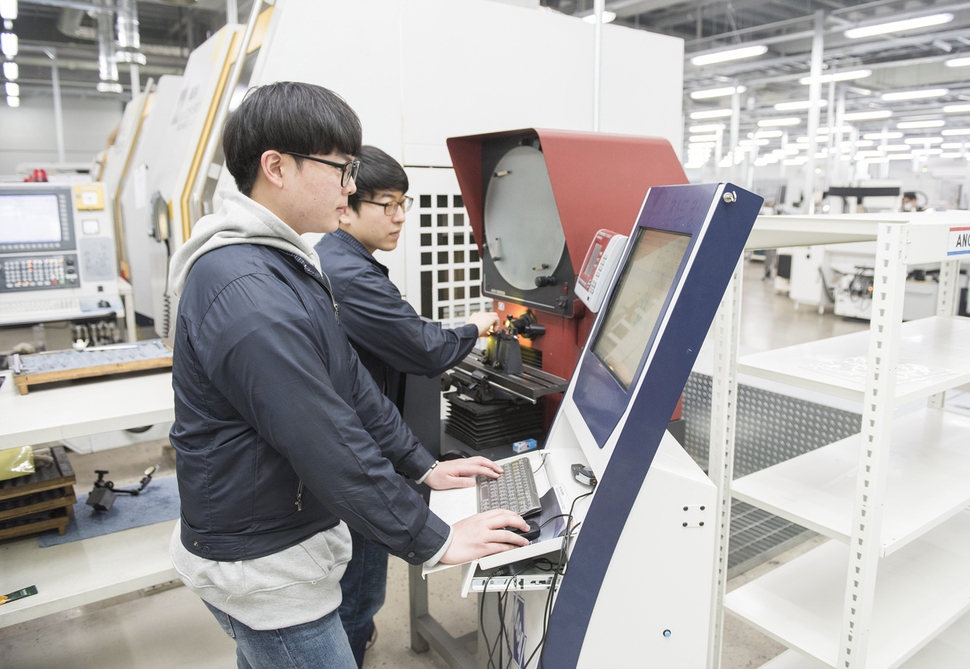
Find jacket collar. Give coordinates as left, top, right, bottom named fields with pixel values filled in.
left=331, top=228, right=389, bottom=278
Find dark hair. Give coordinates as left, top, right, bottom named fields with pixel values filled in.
left=223, top=82, right=362, bottom=195
left=348, top=145, right=409, bottom=214
left=903, top=191, right=917, bottom=200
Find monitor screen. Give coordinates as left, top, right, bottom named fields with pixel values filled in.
left=591, top=227, right=691, bottom=391
left=0, top=194, right=63, bottom=244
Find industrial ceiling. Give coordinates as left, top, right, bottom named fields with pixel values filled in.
left=3, top=0, right=969, bottom=166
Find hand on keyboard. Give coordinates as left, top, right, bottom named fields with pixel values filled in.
left=425, top=456, right=502, bottom=491
left=439, top=510, right=531, bottom=565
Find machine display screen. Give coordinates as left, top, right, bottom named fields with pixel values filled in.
left=591, top=227, right=691, bottom=391
left=0, top=194, right=62, bottom=244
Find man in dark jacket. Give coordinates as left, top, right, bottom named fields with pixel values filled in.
left=167, top=82, right=528, bottom=669
left=316, top=146, right=499, bottom=665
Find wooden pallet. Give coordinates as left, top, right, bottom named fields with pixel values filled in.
left=0, top=446, right=76, bottom=541
left=9, top=340, right=172, bottom=395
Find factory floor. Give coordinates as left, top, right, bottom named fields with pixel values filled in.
left=0, top=259, right=867, bottom=669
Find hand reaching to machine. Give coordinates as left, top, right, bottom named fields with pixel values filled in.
left=440, top=510, right=531, bottom=565
left=467, top=311, right=501, bottom=337
left=424, top=456, right=502, bottom=490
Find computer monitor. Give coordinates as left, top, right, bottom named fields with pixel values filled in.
left=0, top=189, right=75, bottom=255
left=590, top=228, right=691, bottom=392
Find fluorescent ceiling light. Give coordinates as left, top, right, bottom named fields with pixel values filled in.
left=941, top=142, right=964, bottom=149
left=0, top=31, right=16, bottom=58
left=97, top=81, right=123, bottom=94
left=887, top=153, right=915, bottom=160
left=5, top=94, right=17, bottom=107
left=799, top=69, right=872, bottom=85
left=912, top=148, right=943, bottom=155
left=942, top=128, right=970, bottom=136
left=783, top=158, right=808, bottom=165
left=0, top=0, right=16, bottom=21
left=582, top=10, right=616, bottom=24
left=843, top=110, right=892, bottom=121
left=774, top=99, right=828, bottom=111
left=903, top=137, right=943, bottom=144
left=881, top=88, right=948, bottom=101
left=940, top=152, right=965, bottom=158
left=689, top=124, right=724, bottom=133
left=688, top=142, right=716, bottom=149
left=3, top=81, right=16, bottom=96
left=755, top=130, right=784, bottom=138
left=844, top=13, right=953, bottom=39
left=864, top=131, right=903, bottom=140
left=897, top=120, right=945, bottom=129
left=690, top=45, right=767, bottom=66
left=1, top=60, right=16, bottom=80
left=854, top=140, right=874, bottom=147
left=855, top=151, right=885, bottom=158
left=879, top=144, right=912, bottom=151
left=945, top=56, right=970, bottom=68
left=690, top=85, right=746, bottom=100
left=758, top=117, right=801, bottom=127
left=690, top=109, right=733, bottom=120
left=689, top=134, right=719, bottom=142
left=943, top=104, right=970, bottom=114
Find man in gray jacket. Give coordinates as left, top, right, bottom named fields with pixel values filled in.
left=167, top=82, right=528, bottom=669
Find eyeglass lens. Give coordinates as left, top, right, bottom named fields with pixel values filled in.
left=386, top=197, right=413, bottom=215
left=343, top=160, right=361, bottom=187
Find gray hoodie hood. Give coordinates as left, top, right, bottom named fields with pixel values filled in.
left=169, top=189, right=323, bottom=296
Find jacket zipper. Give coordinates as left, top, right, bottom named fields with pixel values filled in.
left=288, top=253, right=340, bottom=322
left=296, top=481, right=304, bottom=512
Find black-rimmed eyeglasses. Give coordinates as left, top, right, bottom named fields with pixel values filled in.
left=281, top=152, right=360, bottom=187
left=359, top=196, right=414, bottom=216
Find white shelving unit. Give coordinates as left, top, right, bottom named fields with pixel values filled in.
left=706, top=212, right=970, bottom=669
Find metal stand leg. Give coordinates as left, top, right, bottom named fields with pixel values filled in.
left=408, top=564, right=479, bottom=669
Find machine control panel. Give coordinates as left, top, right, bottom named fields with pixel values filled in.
left=575, top=229, right=627, bottom=313
left=0, top=183, right=123, bottom=326
left=1, top=255, right=80, bottom=292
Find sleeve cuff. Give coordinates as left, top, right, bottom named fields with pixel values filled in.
left=416, top=460, right=438, bottom=485
left=425, top=527, right=454, bottom=567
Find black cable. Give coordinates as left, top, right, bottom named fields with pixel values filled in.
left=162, top=238, right=172, bottom=337
left=480, top=572, right=501, bottom=669
left=530, top=490, right=593, bottom=669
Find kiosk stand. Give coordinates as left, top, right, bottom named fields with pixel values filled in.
left=422, top=182, right=762, bottom=668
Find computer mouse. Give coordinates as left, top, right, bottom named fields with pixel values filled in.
left=503, top=520, right=541, bottom=542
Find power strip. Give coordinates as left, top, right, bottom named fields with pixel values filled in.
left=471, top=572, right=557, bottom=593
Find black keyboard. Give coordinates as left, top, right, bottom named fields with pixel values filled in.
left=477, top=457, right=541, bottom=518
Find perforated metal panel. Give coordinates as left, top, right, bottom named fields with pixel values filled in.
left=682, top=372, right=863, bottom=576
left=405, top=168, right=492, bottom=330
left=683, top=372, right=862, bottom=477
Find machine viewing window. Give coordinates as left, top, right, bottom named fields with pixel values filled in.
left=0, top=194, right=62, bottom=244
left=591, top=228, right=691, bottom=391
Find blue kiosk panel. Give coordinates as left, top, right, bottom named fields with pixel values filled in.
left=543, top=182, right=762, bottom=668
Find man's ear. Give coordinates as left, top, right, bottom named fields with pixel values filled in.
left=260, top=150, right=285, bottom=189
left=337, top=208, right=354, bottom=227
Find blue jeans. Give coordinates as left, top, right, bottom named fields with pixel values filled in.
left=338, top=527, right=388, bottom=668
left=203, top=601, right=356, bottom=669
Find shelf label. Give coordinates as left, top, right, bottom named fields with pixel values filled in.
left=948, top=227, right=970, bottom=256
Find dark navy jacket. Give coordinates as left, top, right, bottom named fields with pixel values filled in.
left=170, top=244, right=449, bottom=563
left=315, top=229, right=479, bottom=409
